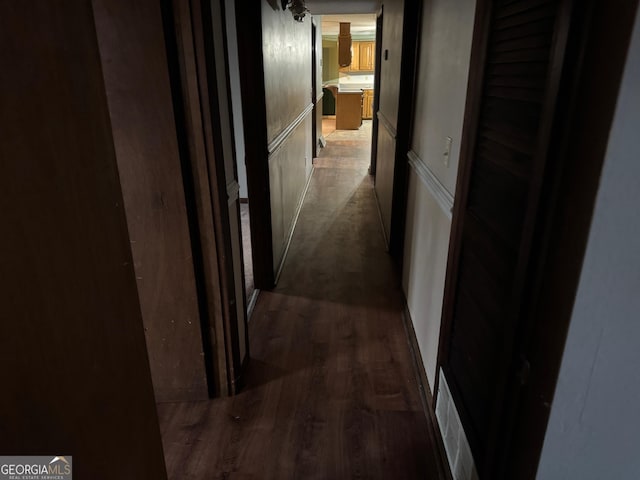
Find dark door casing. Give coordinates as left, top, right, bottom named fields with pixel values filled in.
left=439, top=0, right=585, bottom=476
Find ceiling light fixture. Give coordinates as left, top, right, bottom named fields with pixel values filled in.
left=281, top=0, right=308, bottom=22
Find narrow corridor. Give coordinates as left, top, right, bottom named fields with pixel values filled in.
left=158, top=123, right=447, bottom=479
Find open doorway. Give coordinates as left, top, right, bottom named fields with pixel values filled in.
left=320, top=14, right=377, bottom=170
left=225, top=0, right=258, bottom=316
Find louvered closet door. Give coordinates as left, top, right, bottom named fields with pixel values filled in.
left=442, top=0, right=570, bottom=475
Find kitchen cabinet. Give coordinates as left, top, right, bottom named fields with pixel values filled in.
left=339, top=41, right=375, bottom=73
left=362, top=89, right=374, bottom=119
left=358, top=42, right=375, bottom=71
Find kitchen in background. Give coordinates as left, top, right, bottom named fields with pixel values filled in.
left=321, top=14, right=376, bottom=131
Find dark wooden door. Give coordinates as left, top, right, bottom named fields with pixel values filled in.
left=164, top=0, right=250, bottom=396
left=370, top=8, right=383, bottom=176
left=439, top=0, right=577, bottom=475
left=312, top=21, right=318, bottom=158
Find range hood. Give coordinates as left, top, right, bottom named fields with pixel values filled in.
left=338, top=22, right=352, bottom=67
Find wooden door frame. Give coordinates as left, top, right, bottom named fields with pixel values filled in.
left=435, top=0, right=640, bottom=477
left=311, top=20, right=319, bottom=158
left=387, top=0, right=423, bottom=260
left=369, top=5, right=383, bottom=176
left=163, top=0, right=250, bottom=396
left=234, top=2, right=275, bottom=289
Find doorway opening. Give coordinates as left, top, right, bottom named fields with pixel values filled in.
left=226, top=0, right=258, bottom=316
left=320, top=14, right=377, bottom=172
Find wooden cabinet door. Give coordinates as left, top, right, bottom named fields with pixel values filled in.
left=359, top=42, right=375, bottom=71
left=351, top=41, right=360, bottom=71
left=362, top=89, right=374, bottom=119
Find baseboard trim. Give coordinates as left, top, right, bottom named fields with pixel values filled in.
left=401, top=301, right=453, bottom=480
left=274, top=166, right=315, bottom=285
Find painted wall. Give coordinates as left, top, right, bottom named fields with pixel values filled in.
left=403, top=0, right=476, bottom=386
left=401, top=1, right=476, bottom=479
left=322, top=38, right=339, bottom=83
left=262, top=2, right=314, bottom=272
left=537, top=8, right=640, bottom=479
left=402, top=171, right=452, bottom=388
left=410, top=0, right=476, bottom=194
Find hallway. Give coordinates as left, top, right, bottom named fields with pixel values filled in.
left=158, top=124, right=447, bottom=479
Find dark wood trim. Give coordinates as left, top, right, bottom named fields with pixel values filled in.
left=401, top=303, right=454, bottom=480
left=370, top=6, right=383, bottom=176
left=311, top=20, right=318, bottom=159
left=235, top=1, right=275, bottom=289
left=208, top=0, right=250, bottom=393
left=161, top=0, right=220, bottom=397
left=388, top=0, right=423, bottom=260
left=376, top=110, right=397, bottom=139
left=267, top=103, right=314, bottom=155
left=501, top=0, right=639, bottom=477
left=436, top=0, right=640, bottom=477
left=478, top=1, right=578, bottom=473
left=167, top=0, right=231, bottom=397
left=434, top=0, right=492, bottom=408
left=192, top=0, right=245, bottom=395
left=218, top=1, right=252, bottom=378
left=0, top=3, right=168, bottom=473
left=438, top=0, right=574, bottom=471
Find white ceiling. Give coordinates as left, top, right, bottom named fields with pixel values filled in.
left=320, top=14, right=377, bottom=37
left=306, top=0, right=380, bottom=15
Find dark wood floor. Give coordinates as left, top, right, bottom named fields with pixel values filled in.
left=158, top=122, right=447, bottom=479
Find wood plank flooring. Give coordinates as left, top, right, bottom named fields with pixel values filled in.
left=158, top=121, right=446, bottom=479
left=321, top=115, right=336, bottom=137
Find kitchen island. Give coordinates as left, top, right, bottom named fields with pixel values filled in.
left=336, top=90, right=363, bottom=130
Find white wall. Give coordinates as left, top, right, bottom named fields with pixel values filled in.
left=403, top=0, right=476, bottom=390
left=225, top=0, right=248, bottom=198
left=403, top=169, right=451, bottom=387
left=402, top=2, right=476, bottom=479
left=537, top=7, right=640, bottom=479
left=410, top=0, right=476, bottom=194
